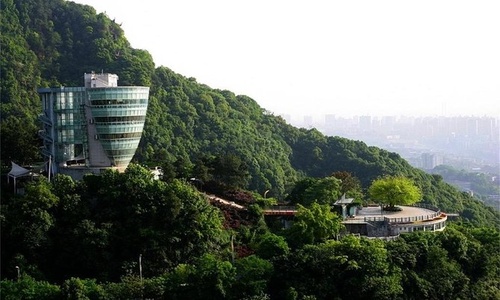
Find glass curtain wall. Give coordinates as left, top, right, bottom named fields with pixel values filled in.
left=89, top=87, right=149, bottom=167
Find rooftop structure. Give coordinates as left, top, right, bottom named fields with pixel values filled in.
left=263, top=201, right=449, bottom=238
left=334, top=194, right=355, bottom=219
left=343, top=203, right=447, bottom=238
left=39, top=72, right=149, bottom=179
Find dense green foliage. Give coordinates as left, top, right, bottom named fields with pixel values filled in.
left=2, top=165, right=500, bottom=299
left=1, top=0, right=498, bottom=225
left=1, top=166, right=227, bottom=283
left=431, top=165, right=500, bottom=209
left=2, top=1, right=500, bottom=298
left=286, top=203, right=344, bottom=247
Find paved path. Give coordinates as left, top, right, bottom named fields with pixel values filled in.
left=206, top=194, right=245, bottom=209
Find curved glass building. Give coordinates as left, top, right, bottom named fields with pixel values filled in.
left=39, top=72, right=149, bottom=179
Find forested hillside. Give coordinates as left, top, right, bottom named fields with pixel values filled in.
left=1, top=0, right=498, bottom=222
left=1, top=166, right=499, bottom=299
left=2, top=1, right=500, bottom=299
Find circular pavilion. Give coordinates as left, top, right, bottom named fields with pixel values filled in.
left=342, top=203, right=448, bottom=238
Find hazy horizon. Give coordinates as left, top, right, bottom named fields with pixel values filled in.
left=73, top=0, right=499, bottom=118
left=282, top=112, right=500, bottom=120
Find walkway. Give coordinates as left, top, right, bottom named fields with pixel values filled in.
left=263, top=206, right=297, bottom=216
left=206, top=194, right=245, bottom=209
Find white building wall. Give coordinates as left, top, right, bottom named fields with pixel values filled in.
left=84, top=72, right=119, bottom=88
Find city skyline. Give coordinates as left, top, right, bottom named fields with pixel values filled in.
left=283, top=113, right=500, bottom=126
left=310, top=114, right=499, bottom=168
left=74, top=0, right=499, bottom=117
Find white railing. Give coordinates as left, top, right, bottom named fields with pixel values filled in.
left=364, top=203, right=443, bottom=224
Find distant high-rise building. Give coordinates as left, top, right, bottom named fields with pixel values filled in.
left=380, top=116, right=396, bottom=131
left=39, top=72, right=149, bottom=179
left=359, top=115, right=372, bottom=131
left=303, top=115, right=313, bottom=127
left=325, top=114, right=336, bottom=126
left=421, top=153, right=443, bottom=170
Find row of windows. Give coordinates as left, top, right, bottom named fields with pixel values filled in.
left=57, top=130, right=75, bottom=141
left=56, top=113, right=83, bottom=127
left=90, top=107, right=147, bottom=117
left=58, top=113, right=74, bottom=120
left=101, top=139, right=140, bottom=148
left=90, top=104, right=148, bottom=110
left=41, top=89, right=147, bottom=111
left=53, top=92, right=86, bottom=110
left=102, top=148, right=137, bottom=156
left=94, top=116, right=146, bottom=123
left=90, top=99, right=148, bottom=105
left=53, top=109, right=83, bottom=115
left=54, top=143, right=81, bottom=161
left=57, top=138, right=83, bottom=144
left=112, top=158, right=134, bottom=165
left=98, top=132, right=143, bottom=140
left=89, top=96, right=148, bottom=104
left=94, top=122, right=144, bottom=127
left=57, top=111, right=146, bottom=125
left=56, top=124, right=83, bottom=131
left=398, top=221, right=446, bottom=232
left=89, top=89, right=149, bottom=101
left=95, top=124, right=144, bottom=134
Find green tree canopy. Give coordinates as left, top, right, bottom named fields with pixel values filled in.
left=368, top=176, right=422, bottom=209
left=2, top=0, right=499, bottom=228
left=286, top=203, right=343, bottom=247
left=287, top=176, right=342, bottom=207
left=331, top=171, right=364, bottom=203
left=271, top=236, right=403, bottom=299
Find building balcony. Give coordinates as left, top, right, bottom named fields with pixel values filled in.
left=342, top=203, right=450, bottom=237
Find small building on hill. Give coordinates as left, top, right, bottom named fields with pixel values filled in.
left=264, top=202, right=449, bottom=239
left=343, top=203, right=447, bottom=238
left=333, top=194, right=356, bottom=219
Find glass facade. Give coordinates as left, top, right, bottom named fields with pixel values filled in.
left=39, top=75, right=149, bottom=177
left=39, top=87, right=87, bottom=163
left=56, top=90, right=85, bottom=160
left=89, top=87, right=149, bottom=167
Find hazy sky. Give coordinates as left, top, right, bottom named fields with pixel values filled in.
left=72, top=0, right=499, bottom=117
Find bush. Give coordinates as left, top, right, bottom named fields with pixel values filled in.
left=1, top=276, right=60, bottom=300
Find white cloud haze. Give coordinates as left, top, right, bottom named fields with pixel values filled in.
left=72, top=0, right=500, bottom=117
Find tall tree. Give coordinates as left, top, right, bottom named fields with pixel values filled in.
left=286, top=203, right=343, bottom=247
left=331, top=171, right=364, bottom=202
left=287, top=177, right=342, bottom=207
left=368, top=176, right=422, bottom=210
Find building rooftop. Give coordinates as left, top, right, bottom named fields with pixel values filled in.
left=343, top=205, right=439, bottom=224
left=334, top=194, right=355, bottom=205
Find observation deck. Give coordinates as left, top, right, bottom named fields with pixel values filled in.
left=343, top=204, right=448, bottom=237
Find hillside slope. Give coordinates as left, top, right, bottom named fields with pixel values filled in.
left=1, top=0, right=498, bottom=226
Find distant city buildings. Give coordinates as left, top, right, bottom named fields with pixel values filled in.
left=38, top=72, right=149, bottom=179
left=287, top=114, right=499, bottom=170
left=303, top=115, right=314, bottom=128
left=421, top=153, right=444, bottom=170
